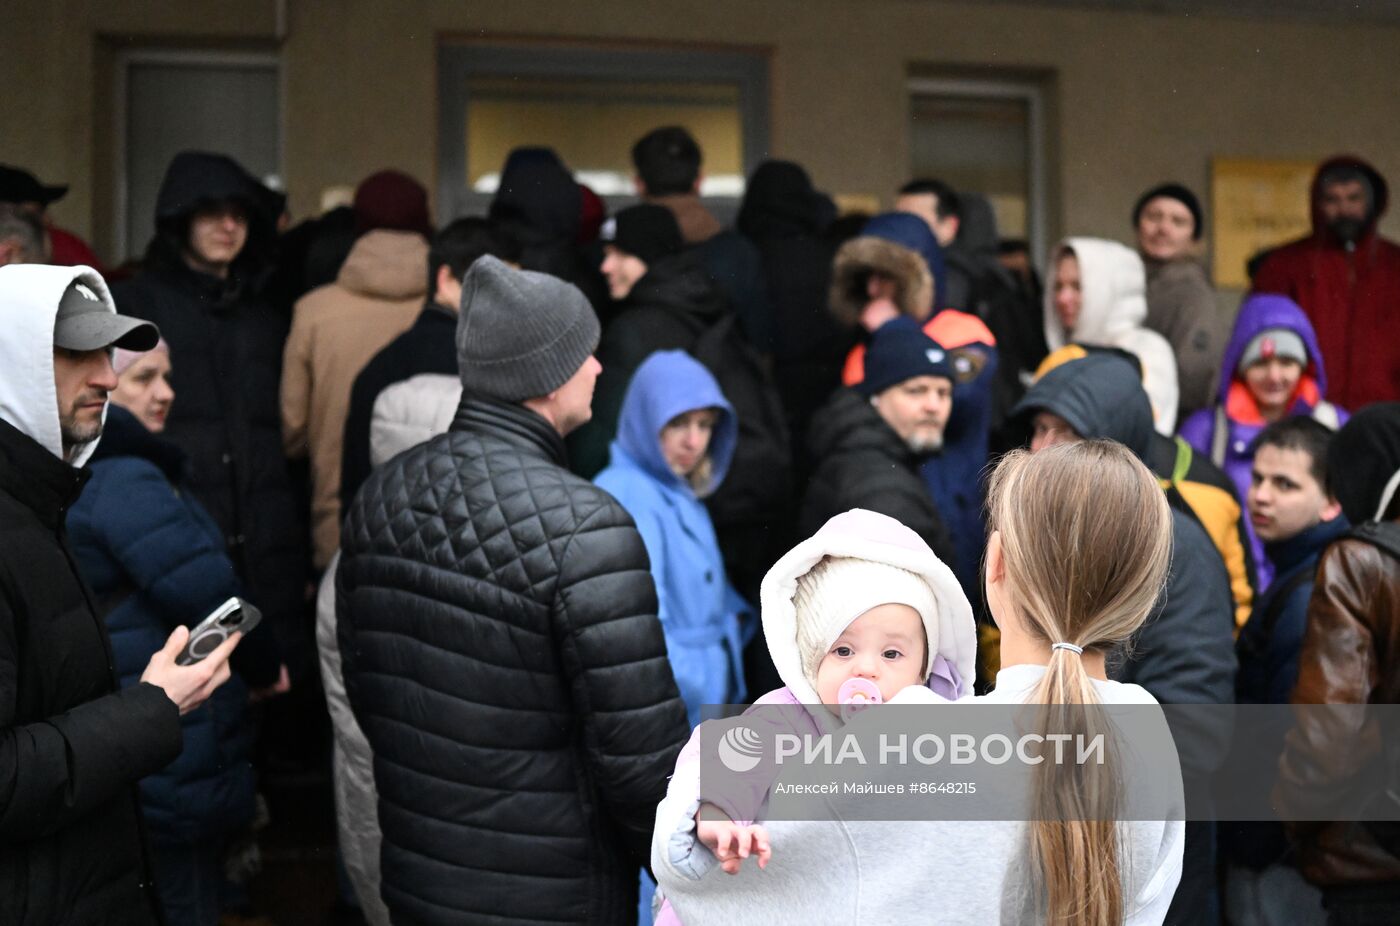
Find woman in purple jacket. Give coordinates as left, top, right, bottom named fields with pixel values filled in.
left=1177, top=293, right=1346, bottom=589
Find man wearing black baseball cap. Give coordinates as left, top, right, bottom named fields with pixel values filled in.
left=0, top=263, right=240, bottom=924
left=0, top=164, right=107, bottom=269
left=570, top=203, right=725, bottom=477
left=49, top=275, right=159, bottom=460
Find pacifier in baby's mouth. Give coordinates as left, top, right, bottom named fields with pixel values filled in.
left=837, top=677, right=882, bottom=722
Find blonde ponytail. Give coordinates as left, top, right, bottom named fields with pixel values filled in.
left=986, top=442, right=1172, bottom=926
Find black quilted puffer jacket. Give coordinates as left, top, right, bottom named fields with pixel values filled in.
left=337, top=396, right=689, bottom=925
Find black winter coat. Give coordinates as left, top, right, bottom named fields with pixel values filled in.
left=1015, top=353, right=1237, bottom=926
left=112, top=151, right=305, bottom=669
left=0, top=418, right=182, bottom=926
left=489, top=147, right=606, bottom=308
left=736, top=161, right=851, bottom=461
left=337, top=396, right=689, bottom=926
left=111, top=264, right=305, bottom=672
left=799, top=389, right=955, bottom=565
left=945, top=195, right=1048, bottom=428
left=695, top=228, right=774, bottom=355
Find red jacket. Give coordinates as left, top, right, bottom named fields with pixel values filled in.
left=47, top=225, right=105, bottom=274
left=1252, top=156, right=1400, bottom=410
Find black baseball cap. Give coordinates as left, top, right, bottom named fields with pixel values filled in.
left=0, top=165, right=67, bottom=207
left=600, top=204, right=683, bottom=264
left=53, top=280, right=159, bottom=352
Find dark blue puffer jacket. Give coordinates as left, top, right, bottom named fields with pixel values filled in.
left=67, top=405, right=256, bottom=845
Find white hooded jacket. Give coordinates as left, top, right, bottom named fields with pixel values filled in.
left=651, top=509, right=978, bottom=923
left=368, top=373, right=461, bottom=470
left=1044, top=237, right=1180, bottom=435
left=0, top=264, right=119, bottom=467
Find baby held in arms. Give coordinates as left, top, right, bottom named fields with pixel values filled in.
left=650, top=509, right=977, bottom=918
left=699, top=589, right=936, bottom=871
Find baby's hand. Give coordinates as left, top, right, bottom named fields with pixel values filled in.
left=695, top=802, right=771, bottom=874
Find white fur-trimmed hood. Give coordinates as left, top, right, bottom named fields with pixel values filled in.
left=759, top=508, right=977, bottom=703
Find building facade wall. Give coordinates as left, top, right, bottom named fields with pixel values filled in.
left=5, top=0, right=1399, bottom=275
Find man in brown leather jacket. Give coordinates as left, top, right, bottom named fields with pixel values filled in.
left=1277, top=402, right=1400, bottom=923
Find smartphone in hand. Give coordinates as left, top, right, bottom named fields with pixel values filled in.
left=175, top=597, right=261, bottom=666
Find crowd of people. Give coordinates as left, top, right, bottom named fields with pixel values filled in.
left=1, top=124, right=1399, bottom=926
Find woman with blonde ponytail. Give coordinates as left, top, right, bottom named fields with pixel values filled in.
left=647, top=443, right=1182, bottom=926
left=982, top=440, right=1183, bottom=925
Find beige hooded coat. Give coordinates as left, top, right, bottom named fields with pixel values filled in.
left=280, top=229, right=428, bottom=568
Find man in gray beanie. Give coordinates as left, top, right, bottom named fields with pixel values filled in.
left=336, top=256, right=690, bottom=925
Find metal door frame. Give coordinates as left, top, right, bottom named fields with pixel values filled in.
left=908, top=76, right=1048, bottom=262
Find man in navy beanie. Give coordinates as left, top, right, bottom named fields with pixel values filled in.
left=799, top=317, right=957, bottom=565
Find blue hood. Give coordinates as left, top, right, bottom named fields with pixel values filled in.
left=861, top=212, right=948, bottom=311
left=613, top=350, right=737, bottom=495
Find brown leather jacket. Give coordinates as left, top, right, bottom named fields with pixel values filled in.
left=1276, top=534, right=1400, bottom=885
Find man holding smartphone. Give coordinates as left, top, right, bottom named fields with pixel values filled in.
left=0, top=263, right=242, bottom=925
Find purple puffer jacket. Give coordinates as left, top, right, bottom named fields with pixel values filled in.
left=1178, top=294, right=1347, bottom=589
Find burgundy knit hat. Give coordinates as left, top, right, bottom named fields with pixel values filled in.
left=577, top=183, right=606, bottom=245
left=353, top=170, right=432, bottom=237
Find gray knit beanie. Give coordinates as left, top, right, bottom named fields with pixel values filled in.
left=455, top=255, right=601, bottom=401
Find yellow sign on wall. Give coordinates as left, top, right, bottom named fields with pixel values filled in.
left=1211, top=158, right=1316, bottom=288
left=833, top=193, right=881, bottom=216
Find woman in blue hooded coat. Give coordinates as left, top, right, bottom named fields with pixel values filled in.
left=1178, top=293, right=1347, bottom=589
left=595, top=350, right=752, bottom=728
left=596, top=349, right=751, bottom=924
